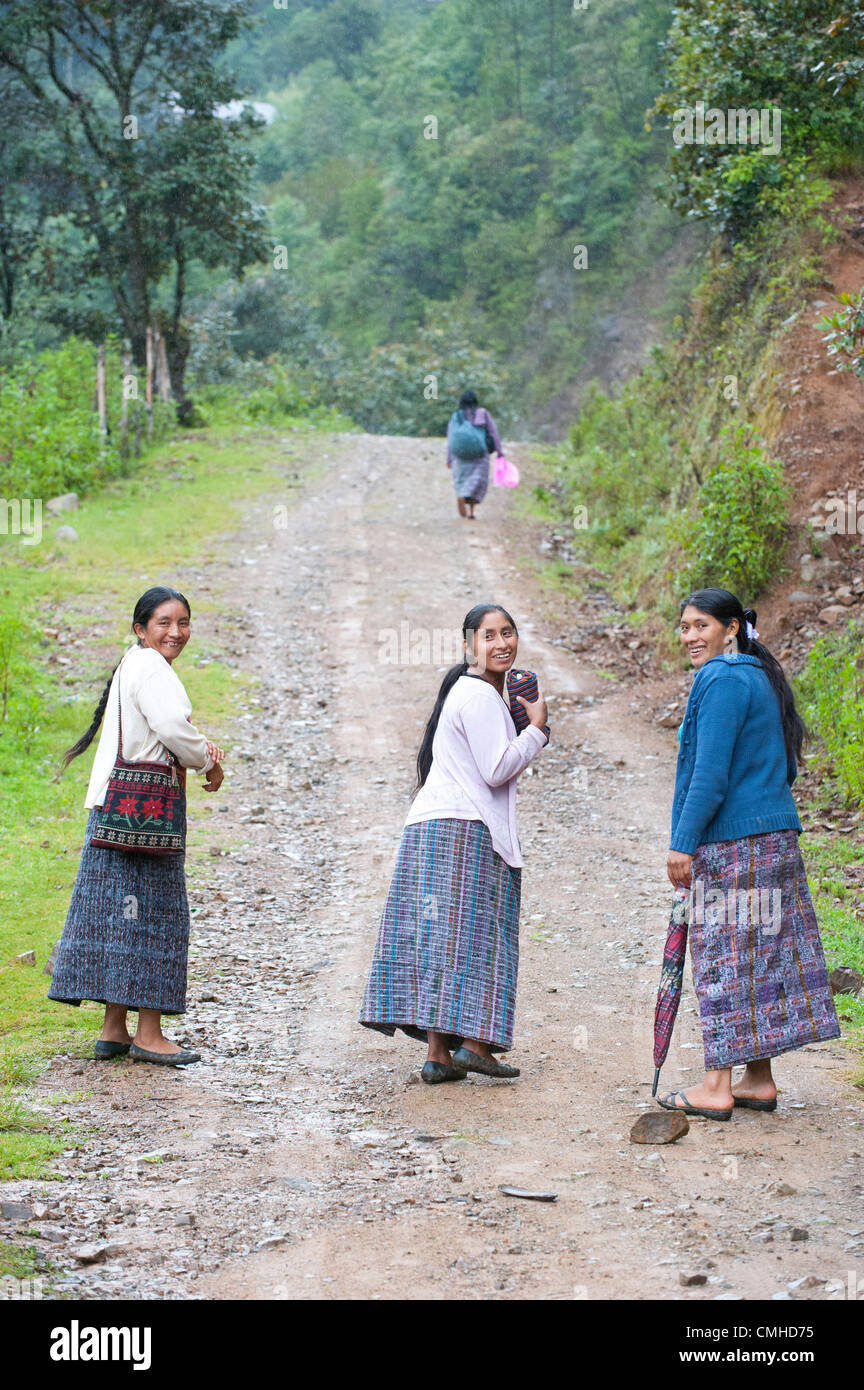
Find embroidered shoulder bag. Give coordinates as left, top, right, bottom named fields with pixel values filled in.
left=90, top=664, right=187, bottom=855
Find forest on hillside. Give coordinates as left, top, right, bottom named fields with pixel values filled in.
left=0, top=0, right=695, bottom=438
left=3, top=0, right=864, bottom=600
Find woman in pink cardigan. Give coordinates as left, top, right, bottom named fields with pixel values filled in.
left=360, top=602, right=548, bottom=1084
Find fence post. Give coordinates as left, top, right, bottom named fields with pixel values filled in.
left=96, top=343, right=108, bottom=445
left=145, top=326, right=154, bottom=440
left=121, top=347, right=131, bottom=458
left=156, top=328, right=172, bottom=403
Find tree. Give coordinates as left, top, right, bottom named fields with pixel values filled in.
left=0, top=0, right=267, bottom=420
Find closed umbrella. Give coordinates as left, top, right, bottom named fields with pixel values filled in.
left=651, top=887, right=690, bottom=1097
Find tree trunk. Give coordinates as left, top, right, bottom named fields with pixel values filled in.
left=511, top=8, right=523, bottom=119
left=159, top=244, right=195, bottom=425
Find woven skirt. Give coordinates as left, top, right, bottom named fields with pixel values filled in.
left=48, top=807, right=191, bottom=1015
left=689, top=830, right=840, bottom=1069
left=359, top=817, right=522, bottom=1051
left=452, top=455, right=490, bottom=504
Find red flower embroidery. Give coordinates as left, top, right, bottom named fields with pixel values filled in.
left=116, top=797, right=138, bottom=816
left=141, top=797, right=165, bottom=819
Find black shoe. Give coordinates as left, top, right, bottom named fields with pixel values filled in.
left=94, top=1040, right=131, bottom=1059
left=733, top=1094, right=778, bottom=1112
left=420, top=1060, right=467, bottom=1085
left=129, top=1042, right=200, bottom=1067
left=451, top=1046, right=520, bottom=1078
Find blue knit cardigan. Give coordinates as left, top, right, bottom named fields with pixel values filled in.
left=669, top=653, right=801, bottom=856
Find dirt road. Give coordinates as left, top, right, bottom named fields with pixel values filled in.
left=12, top=434, right=863, bottom=1301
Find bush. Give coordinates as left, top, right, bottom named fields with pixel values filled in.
left=0, top=338, right=172, bottom=498
left=189, top=301, right=513, bottom=438
left=797, top=620, right=864, bottom=807
left=680, top=424, right=790, bottom=597
left=554, top=366, right=679, bottom=550
left=817, top=288, right=864, bottom=378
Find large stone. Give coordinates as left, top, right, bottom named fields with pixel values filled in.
left=46, top=493, right=79, bottom=514
left=71, top=1242, right=108, bottom=1264
left=817, top=606, right=847, bottom=624
left=679, top=1271, right=708, bottom=1287
left=629, top=1111, right=689, bottom=1144
left=14, top=950, right=35, bottom=966
left=42, top=942, right=59, bottom=977
left=656, top=710, right=681, bottom=729
left=55, top=526, right=79, bottom=542
left=788, top=591, right=817, bottom=603
left=830, top=965, right=863, bottom=997
left=1, top=1201, right=34, bottom=1222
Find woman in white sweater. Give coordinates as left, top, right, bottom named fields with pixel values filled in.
left=360, top=602, right=548, bottom=1083
left=49, top=587, right=224, bottom=1066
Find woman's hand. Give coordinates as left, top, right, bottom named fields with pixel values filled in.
left=206, top=740, right=225, bottom=765
left=203, top=763, right=224, bottom=793
left=516, top=689, right=548, bottom=732
left=667, top=850, right=693, bottom=890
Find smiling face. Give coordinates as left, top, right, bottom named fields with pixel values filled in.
left=134, top=599, right=191, bottom=664
left=679, top=604, right=738, bottom=669
left=465, top=609, right=518, bottom=677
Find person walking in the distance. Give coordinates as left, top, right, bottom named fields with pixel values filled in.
left=50, top=586, right=224, bottom=1066
left=446, top=389, right=504, bottom=521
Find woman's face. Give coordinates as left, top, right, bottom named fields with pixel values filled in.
left=679, top=605, right=737, bottom=668
left=134, top=600, right=191, bottom=664
left=465, top=610, right=518, bottom=675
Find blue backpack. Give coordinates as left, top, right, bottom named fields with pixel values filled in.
left=449, top=409, right=487, bottom=461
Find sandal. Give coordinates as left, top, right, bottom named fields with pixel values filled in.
left=657, top=1089, right=732, bottom=1122
left=733, top=1095, right=777, bottom=1112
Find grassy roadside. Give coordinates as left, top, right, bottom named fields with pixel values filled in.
left=0, top=417, right=340, bottom=1178
left=803, top=830, right=864, bottom=1082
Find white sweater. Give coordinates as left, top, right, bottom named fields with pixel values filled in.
left=404, top=674, right=546, bottom=867
left=84, top=644, right=214, bottom=809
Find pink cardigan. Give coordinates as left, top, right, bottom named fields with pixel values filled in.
left=404, top=675, right=546, bottom=867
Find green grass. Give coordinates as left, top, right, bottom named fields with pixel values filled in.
left=0, top=1238, right=40, bottom=1280
left=800, top=829, right=864, bottom=1085
left=0, top=418, right=338, bottom=1175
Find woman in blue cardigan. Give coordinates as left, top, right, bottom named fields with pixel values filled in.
left=659, top=588, right=839, bottom=1122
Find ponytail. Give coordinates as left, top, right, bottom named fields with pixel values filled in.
left=738, top=606, right=807, bottom=764
left=413, top=660, right=468, bottom=794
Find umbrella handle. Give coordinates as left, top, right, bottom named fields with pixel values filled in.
left=652, top=1067, right=660, bottom=1097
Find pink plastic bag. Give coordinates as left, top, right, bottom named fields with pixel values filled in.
left=493, top=455, right=520, bottom=488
